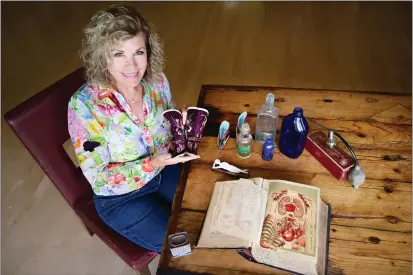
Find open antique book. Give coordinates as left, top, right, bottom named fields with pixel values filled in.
left=196, top=178, right=331, bottom=275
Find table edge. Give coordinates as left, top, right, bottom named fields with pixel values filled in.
left=159, top=162, right=192, bottom=268
left=198, top=84, right=412, bottom=98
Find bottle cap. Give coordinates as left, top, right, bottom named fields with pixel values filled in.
left=293, top=107, right=303, bottom=116
left=265, top=93, right=275, bottom=105
left=264, top=136, right=274, bottom=144
left=240, top=123, right=250, bottom=135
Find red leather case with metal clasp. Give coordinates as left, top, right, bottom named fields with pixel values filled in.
left=305, top=130, right=355, bottom=180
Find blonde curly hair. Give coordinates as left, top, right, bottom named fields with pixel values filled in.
left=80, top=4, right=165, bottom=87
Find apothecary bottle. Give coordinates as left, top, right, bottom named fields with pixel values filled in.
left=255, top=93, right=279, bottom=143
left=278, top=107, right=309, bottom=159
left=237, top=123, right=252, bottom=158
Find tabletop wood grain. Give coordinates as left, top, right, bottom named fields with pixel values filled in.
left=159, top=85, right=412, bottom=275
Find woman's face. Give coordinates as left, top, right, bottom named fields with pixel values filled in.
left=107, top=32, right=148, bottom=89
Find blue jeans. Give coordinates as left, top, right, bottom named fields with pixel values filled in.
left=94, top=164, right=181, bottom=253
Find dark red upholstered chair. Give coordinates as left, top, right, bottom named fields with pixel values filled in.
left=4, top=67, right=157, bottom=274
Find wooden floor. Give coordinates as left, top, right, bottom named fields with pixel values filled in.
left=1, top=2, right=411, bottom=274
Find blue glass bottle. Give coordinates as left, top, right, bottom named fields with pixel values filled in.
left=278, top=107, right=309, bottom=159
left=262, top=136, right=275, bottom=161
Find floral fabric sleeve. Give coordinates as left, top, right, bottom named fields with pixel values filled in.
left=68, top=96, right=160, bottom=196
left=159, top=73, right=176, bottom=110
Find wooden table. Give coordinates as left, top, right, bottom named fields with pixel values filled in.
left=158, top=85, right=412, bottom=275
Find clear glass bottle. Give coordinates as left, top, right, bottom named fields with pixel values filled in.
left=237, top=123, right=252, bottom=158
left=255, top=93, right=279, bottom=143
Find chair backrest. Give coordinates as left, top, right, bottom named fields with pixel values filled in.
left=4, top=67, right=93, bottom=208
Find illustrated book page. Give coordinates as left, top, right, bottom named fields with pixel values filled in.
left=196, top=178, right=268, bottom=248
left=251, top=179, right=320, bottom=275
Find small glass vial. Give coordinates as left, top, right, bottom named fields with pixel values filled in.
left=262, top=136, right=275, bottom=161
left=237, top=123, right=252, bottom=158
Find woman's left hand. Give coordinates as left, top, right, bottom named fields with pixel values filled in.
left=150, top=153, right=197, bottom=169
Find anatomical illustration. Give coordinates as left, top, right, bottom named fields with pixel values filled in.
left=218, top=182, right=263, bottom=236
left=260, top=189, right=313, bottom=252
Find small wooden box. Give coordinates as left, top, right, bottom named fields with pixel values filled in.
left=305, top=130, right=355, bottom=180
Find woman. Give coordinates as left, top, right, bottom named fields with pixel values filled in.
left=68, top=4, right=197, bottom=253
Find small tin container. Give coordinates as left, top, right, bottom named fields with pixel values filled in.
left=168, top=232, right=192, bottom=258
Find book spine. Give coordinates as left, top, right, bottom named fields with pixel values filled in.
left=324, top=205, right=332, bottom=275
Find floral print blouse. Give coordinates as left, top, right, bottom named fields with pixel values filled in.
left=68, top=74, right=175, bottom=196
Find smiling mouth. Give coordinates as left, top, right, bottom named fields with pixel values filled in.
left=122, top=72, right=139, bottom=78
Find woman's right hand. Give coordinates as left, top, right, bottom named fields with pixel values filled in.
left=150, top=153, right=198, bottom=169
